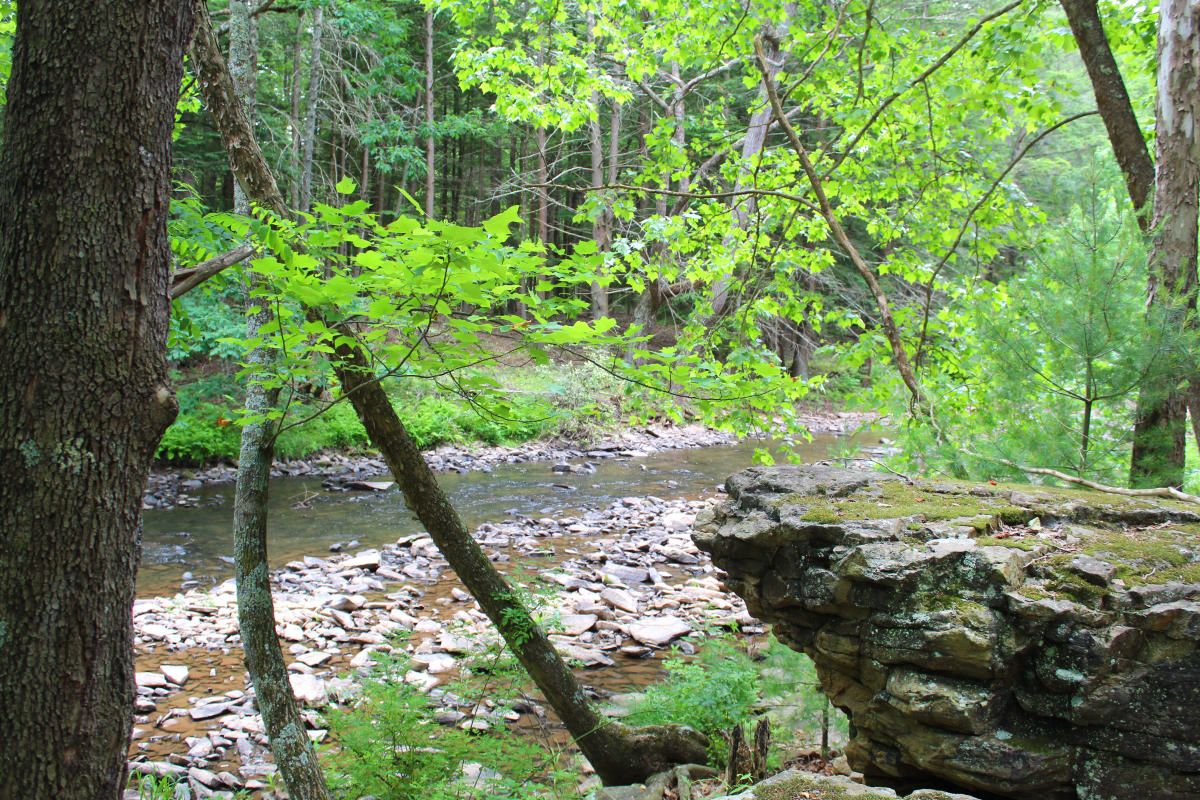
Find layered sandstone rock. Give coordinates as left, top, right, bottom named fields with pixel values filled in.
left=694, top=465, right=1200, bottom=800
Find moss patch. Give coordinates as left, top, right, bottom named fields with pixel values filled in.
left=788, top=480, right=1034, bottom=531
left=1046, top=525, right=1200, bottom=588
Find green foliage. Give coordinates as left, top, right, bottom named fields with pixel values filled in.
left=881, top=172, right=1184, bottom=485
left=0, top=0, right=13, bottom=106
left=127, top=774, right=181, bottom=800
left=325, top=645, right=576, bottom=800
left=625, top=633, right=759, bottom=762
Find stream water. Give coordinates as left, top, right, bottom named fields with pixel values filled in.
left=140, top=434, right=870, bottom=597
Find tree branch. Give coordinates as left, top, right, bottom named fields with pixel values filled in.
left=753, top=35, right=926, bottom=411
left=822, top=0, right=1024, bottom=179
left=170, top=245, right=255, bottom=299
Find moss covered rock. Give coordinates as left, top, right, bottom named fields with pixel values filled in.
left=694, top=466, right=1200, bottom=800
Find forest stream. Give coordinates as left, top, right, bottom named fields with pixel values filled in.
left=128, top=432, right=878, bottom=795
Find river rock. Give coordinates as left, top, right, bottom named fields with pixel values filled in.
left=289, top=673, right=328, bottom=706
left=625, top=616, right=691, bottom=646
left=695, top=465, right=1200, bottom=800
left=558, top=614, right=598, bottom=636
left=160, top=664, right=190, bottom=686
left=342, top=549, right=382, bottom=570
left=601, top=587, right=639, bottom=613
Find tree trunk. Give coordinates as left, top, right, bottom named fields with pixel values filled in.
left=1060, top=0, right=1155, bottom=228
left=0, top=2, right=191, bottom=797
left=425, top=8, right=436, bottom=218
left=588, top=92, right=610, bottom=319
left=713, top=10, right=792, bottom=317
left=299, top=5, right=324, bottom=212
left=195, top=6, right=333, bottom=797
left=333, top=344, right=708, bottom=786
left=192, top=6, right=705, bottom=785
left=1130, top=0, right=1200, bottom=488
left=288, top=13, right=304, bottom=209
left=229, top=0, right=257, bottom=214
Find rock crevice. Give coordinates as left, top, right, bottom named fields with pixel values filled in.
left=695, top=466, right=1200, bottom=800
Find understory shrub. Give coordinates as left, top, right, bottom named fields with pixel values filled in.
left=325, top=645, right=576, bottom=800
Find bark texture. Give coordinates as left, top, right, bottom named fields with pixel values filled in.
left=334, top=343, right=708, bottom=785
left=0, top=2, right=192, bottom=798
left=1130, top=0, right=1200, bottom=488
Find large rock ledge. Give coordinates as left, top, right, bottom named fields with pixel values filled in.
left=693, top=465, right=1200, bottom=800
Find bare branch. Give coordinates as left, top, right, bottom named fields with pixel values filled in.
left=821, top=0, right=1024, bottom=179
left=753, top=35, right=926, bottom=410
left=171, top=245, right=256, bottom=299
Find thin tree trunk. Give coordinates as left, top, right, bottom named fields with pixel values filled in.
left=425, top=8, right=435, bottom=218
left=289, top=13, right=304, bottom=209
left=0, top=1, right=191, bottom=797
left=1131, top=0, right=1200, bottom=488
left=298, top=5, right=324, bottom=212
left=192, top=7, right=332, bottom=798
left=588, top=92, right=609, bottom=318
left=713, top=10, right=793, bottom=317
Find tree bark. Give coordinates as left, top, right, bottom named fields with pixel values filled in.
left=1059, top=0, right=1155, bottom=228
left=0, top=2, right=192, bottom=798
left=333, top=343, right=708, bottom=785
left=1130, top=0, right=1200, bottom=488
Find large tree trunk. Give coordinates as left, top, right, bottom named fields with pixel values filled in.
left=0, top=2, right=191, bottom=798
left=333, top=344, right=708, bottom=785
left=194, top=5, right=333, bottom=797
left=1130, top=0, right=1200, bottom=488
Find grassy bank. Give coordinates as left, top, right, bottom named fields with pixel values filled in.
left=157, top=360, right=653, bottom=466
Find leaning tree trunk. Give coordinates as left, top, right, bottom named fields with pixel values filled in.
left=191, top=6, right=706, bottom=781
left=194, top=5, right=333, bottom=797
left=333, top=343, right=708, bottom=785
left=1130, top=0, right=1199, bottom=489
left=0, top=2, right=192, bottom=798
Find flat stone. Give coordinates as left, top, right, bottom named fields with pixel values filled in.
left=625, top=616, right=691, bottom=646
left=556, top=643, right=614, bottom=667
left=327, top=594, right=366, bottom=611
left=411, top=653, right=457, bottom=674
left=295, top=650, right=332, bottom=667
left=135, top=672, right=169, bottom=689
left=187, top=767, right=221, bottom=789
left=603, top=564, right=651, bottom=584
left=342, top=549, right=382, bottom=570
left=288, top=673, right=328, bottom=706
left=160, top=664, right=190, bottom=686
left=601, top=587, right=639, bottom=613
left=189, top=702, right=231, bottom=721
left=1068, top=555, right=1116, bottom=586
left=557, top=614, right=598, bottom=636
